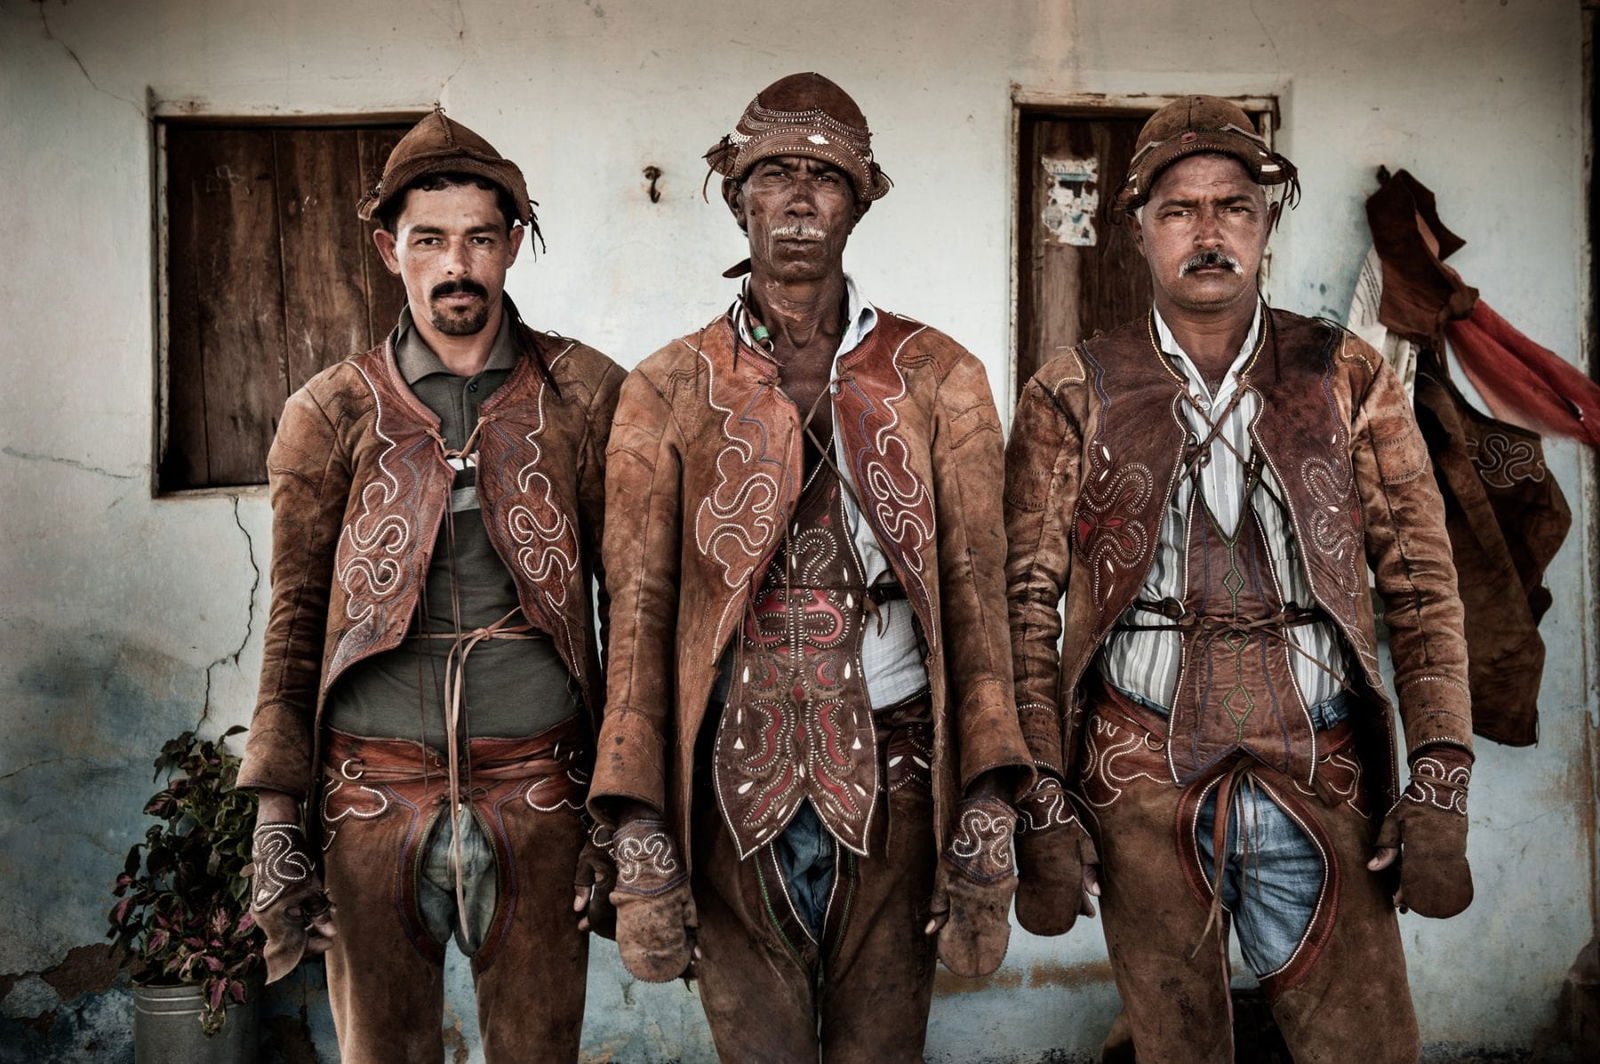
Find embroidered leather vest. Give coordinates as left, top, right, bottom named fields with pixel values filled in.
left=690, top=312, right=941, bottom=666
left=325, top=337, right=585, bottom=700
left=714, top=463, right=879, bottom=859
left=1071, top=313, right=1378, bottom=699
left=1158, top=458, right=1318, bottom=784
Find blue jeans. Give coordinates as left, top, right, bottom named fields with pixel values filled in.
left=1115, top=685, right=1349, bottom=977
left=774, top=801, right=838, bottom=938
left=1194, top=782, right=1323, bottom=977
left=418, top=805, right=499, bottom=956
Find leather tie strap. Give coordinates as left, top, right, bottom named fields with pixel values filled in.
left=1194, top=760, right=1259, bottom=956
left=412, top=606, right=536, bottom=938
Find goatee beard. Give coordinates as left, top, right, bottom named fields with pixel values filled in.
left=431, top=305, right=491, bottom=335
left=428, top=279, right=492, bottom=336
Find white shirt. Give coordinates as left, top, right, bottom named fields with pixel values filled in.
left=1097, top=302, right=1346, bottom=713
left=732, top=276, right=929, bottom=707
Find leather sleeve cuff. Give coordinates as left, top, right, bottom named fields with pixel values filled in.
left=235, top=701, right=315, bottom=800
left=588, top=707, right=669, bottom=827
left=956, top=678, right=1036, bottom=794
left=1398, top=676, right=1474, bottom=759
left=1017, top=700, right=1064, bottom=777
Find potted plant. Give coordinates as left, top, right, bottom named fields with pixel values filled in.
left=107, top=725, right=263, bottom=1062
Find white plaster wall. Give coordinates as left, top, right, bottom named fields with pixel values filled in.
left=0, top=0, right=1592, bottom=1059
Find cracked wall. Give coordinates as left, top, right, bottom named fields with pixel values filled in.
left=0, top=0, right=1593, bottom=1061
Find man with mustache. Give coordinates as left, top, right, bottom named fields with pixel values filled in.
left=236, top=108, right=623, bottom=1062
left=1005, top=96, right=1474, bottom=1061
left=588, top=73, right=1033, bottom=1062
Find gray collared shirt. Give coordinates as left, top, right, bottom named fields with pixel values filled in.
left=324, top=308, right=579, bottom=744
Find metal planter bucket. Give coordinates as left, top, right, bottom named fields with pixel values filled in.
left=133, top=984, right=258, bottom=1064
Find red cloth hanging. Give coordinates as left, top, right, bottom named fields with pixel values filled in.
left=1445, top=301, right=1600, bottom=448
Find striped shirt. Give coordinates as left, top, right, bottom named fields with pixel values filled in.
left=1097, top=302, right=1347, bottom=713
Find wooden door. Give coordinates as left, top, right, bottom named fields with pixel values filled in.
left=1016, top=112, right=1150, bottom=396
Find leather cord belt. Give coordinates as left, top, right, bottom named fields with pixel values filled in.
left=1114, top=598, right=1354, bottom=698
left=1115, top=598, right=1322, bottom=635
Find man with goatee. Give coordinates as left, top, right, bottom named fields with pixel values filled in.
left=237, top=109, right=622, bottom=1063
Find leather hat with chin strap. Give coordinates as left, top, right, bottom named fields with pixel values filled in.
left=705, top=72, right=892, bottom=202
left=357, top=106, right=535, bottom=227
left=1115, top=95, right=1299, bottom=216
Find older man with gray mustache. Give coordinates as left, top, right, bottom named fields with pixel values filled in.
left=588, top=72, right=1034, bottom=1063
left=1005, top=95, right=1474, bottom=1062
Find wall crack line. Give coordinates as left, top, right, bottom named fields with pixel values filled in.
left=0, top=756, right=93, bottom=783
left=2, top=447, right=138, bottom=481
left=32, top=1, right=146, bottom=119
left=1247, top=0, right=1283, bottom=72
left=198, top=496, right=261, bottom=730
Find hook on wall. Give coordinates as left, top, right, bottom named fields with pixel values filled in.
left=643, top=165, right=662, bottom=204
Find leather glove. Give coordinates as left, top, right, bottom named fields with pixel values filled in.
left=1375, top=745, right=1473, bottom=918
left=246, top=822, right=334, bottom=983
left=609, top=817, right=696, bottom=982
left=1013, top=776, right=1098, bottom=936
left=929, top=794, right=1018, bottom=977
left=573, top=827, right=618, bottom=940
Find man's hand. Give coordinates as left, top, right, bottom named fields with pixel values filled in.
left=609, top=816, right=697, bottom=982
left=246, top=798, right=335, bottom=983
left=1367, top=745, right=1473, bottom=918
left=573, top=827, right=618, bottom=939
left=1012, top=776, right=1099, bottom=936
left=926, top=791, right=1018, bottom=977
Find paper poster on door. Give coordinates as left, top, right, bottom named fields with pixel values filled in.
left=1041, top=156, right=1099, bottom=246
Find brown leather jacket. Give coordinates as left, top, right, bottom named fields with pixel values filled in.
left=1005, top=309, right=1471, bottom=811
left=238, top=328, right=624, bottom=799
left=589, top=311, right=1033, bottom=858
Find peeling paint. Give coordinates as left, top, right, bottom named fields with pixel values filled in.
left=933, top=966, right=1024, bottom=996
left=1025, top=960, right=1114, bottom=989
left=39, top=945, right=118, bottom=1003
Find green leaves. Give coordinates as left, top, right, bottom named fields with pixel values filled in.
left=106, top=729, right=263, bottom=1037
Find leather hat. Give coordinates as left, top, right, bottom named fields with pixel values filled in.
left=357, top=107, right=533, bottom=225
left=1115, top=95, right=1298, bottom=214
left=705, top=72, right=892, bottom=201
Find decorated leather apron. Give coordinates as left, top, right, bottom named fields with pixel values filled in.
left=713, top=456, right=880, bottom=860
left=1130, top=456, right=1320, bottom=787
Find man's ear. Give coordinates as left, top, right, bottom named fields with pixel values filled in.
left=506, top=223, right=526, bottom=264
left=372, top=227, right=401, bottom=276
left=851, top=199, right=871, bottom=227
left=1267, top=199, right=1283, bottom=234
left=722, top=177, right=748, bottom=233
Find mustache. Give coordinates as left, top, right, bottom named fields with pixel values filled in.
left=769, top=224, right=828, bottom=241
left=430, top=279, right=490, bottom=300
left=1180, top=250, right=1243, bottom=276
